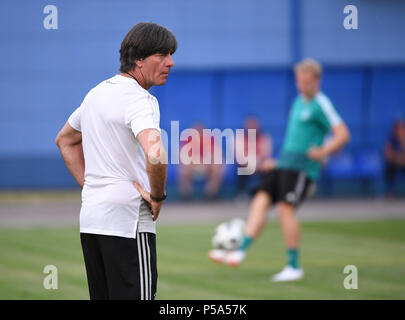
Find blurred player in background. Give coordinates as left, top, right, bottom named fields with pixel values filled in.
left=384, top=119, right=405, bottom=196
left=209, top=58, right=350, bottom=282
left=235, top=116, right=275, bottom=198
left=55, top=22, right=176, bottom=299
left=178, top=123, right=225, bottom=201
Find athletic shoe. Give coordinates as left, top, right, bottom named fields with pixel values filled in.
left=270, top=265, right=304, bottom=282
left=224, top=250, right=246, bottom=267
left=208, top=249, right=228, bottom=264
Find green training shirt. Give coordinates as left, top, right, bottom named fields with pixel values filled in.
left=277, top=91, right=342, bottom=180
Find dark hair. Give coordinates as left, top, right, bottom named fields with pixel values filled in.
left=119, top=22, right=177, bottom=73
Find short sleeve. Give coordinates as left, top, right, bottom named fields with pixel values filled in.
left=124, top=95, right=161, bottom=138
left=68, top=107, right=82, bottom=132
left=315, top=94, right=342, bottom=131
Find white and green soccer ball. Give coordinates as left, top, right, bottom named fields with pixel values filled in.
left=211, top=218, right=245, bottom=251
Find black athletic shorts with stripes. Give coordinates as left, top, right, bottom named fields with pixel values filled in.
left=80, top=232, right=157, bottom=300
left=255, top=168, right=316, bottom=207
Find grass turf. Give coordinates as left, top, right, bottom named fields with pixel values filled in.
left=0, top=220, right=404, bottom=300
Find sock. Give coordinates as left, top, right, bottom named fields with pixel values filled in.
left=239, top=235, right=253, bottom=251
left=287, top=248, right=299, bottom=269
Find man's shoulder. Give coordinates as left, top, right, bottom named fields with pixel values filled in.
left=94, top=75, right=147, bottom=95
left=313, top=91, right=343, bottom=125
left=83, top=75, right=159, bottom=114
left=314, top=92, right=334, bottom=109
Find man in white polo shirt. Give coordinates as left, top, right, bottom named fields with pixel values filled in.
left=55, top=22, right=177, bottom=299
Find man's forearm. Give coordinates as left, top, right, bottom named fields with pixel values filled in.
left=137, top=129, right=168, bottom=198
left=146, top=161, right=167, bottom=197
left=322, top=125, right=350, bottom=156
left=322, top=135, right=348, bottom=156
left=59, top=143, right=85, bottom=188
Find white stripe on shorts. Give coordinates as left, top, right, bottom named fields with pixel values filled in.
left=141, top=233, right=149, bottom=300
left=295, top=172, right=306, bottom=200
left=137, top=233, right=144, bottom=300
left=145, top=233, right=152, bottom=300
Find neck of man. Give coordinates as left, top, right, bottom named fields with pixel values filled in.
left=121, top=69, right=150, bottom=90
left=303, top=88, right=319, bottom=101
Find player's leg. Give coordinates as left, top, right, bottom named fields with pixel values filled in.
left=98, top=232, right=157, bottom=300
left=224, top=190, right=273, bottom=266
left=270, top=170, right=313, bottom=282
left=208, top=170, right=277, bottom=266
left=208, top=190, right=272, bottom=265
left=80, top=233, right=109, bottom=300
left=278, top=201, right=300, bottom=250
left=270, top=201, right=304, bottom=282
left=244, top=190, right=273, bottom=238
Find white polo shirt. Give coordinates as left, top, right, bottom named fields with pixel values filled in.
left=68, top=74, right=161, bottom=238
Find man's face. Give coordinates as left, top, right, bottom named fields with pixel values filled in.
left=140, top=53, right=174, bottom=87
left=295, top=70, right=320, bottom=98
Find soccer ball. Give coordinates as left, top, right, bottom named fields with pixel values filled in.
left=211, top=218, right=245, bottom=250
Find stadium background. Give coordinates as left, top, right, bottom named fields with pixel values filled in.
left=0, top=0, right=404, bottom=300
left=1, top=0, right=405, bottom=195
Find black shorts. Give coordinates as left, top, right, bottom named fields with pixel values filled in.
left=80, top=232, right=157, bottom=300
left=255, top=168, right=315, bottom=207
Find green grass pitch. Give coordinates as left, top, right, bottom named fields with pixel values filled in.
left=0, top=220, right=404, bottom=299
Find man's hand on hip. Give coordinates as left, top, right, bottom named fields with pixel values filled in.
left=307, top=146, right=327, bottom=161
left=133, top=182, right=163, bottom=221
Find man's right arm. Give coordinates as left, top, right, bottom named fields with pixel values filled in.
left=55, top=122, right=85, bottom=188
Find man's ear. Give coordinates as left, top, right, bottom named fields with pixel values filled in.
left=135, top=59, right=143, bottom=68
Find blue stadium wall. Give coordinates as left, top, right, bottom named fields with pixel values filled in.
left=0, top=0, right=404, bottom=195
